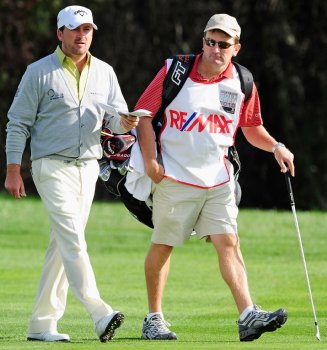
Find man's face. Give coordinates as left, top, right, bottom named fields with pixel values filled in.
left=202, top=30, right=241, bottom=68
left=57, top=23, right=93, bottom=59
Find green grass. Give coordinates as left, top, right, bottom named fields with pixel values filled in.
left=0, top=192, right=326, bottom=350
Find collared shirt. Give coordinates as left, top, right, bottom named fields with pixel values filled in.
left=55, top=46, right=90, bottom=101
left=191, top=54, right=233, bottom=83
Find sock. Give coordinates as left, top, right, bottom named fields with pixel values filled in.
left=146, top=312, right=163, bottom=321
left=239, top=305, right=255, bottom=321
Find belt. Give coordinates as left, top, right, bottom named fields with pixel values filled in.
left=62, top=159, right=89, bottom=167
left=46, top=157, right=90, bottom=167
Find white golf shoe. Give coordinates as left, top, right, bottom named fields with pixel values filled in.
left=95, top=311, right=125, bottom=342
left=27, top=331, right=70, bottom=342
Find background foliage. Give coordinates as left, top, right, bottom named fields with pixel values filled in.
left=1, top=0, right=326, bottom=209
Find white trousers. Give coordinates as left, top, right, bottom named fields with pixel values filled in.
left=29, top=158, right=112, bottom=333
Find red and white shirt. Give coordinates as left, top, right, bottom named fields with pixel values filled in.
left=135, top=53, right=262, bottom=188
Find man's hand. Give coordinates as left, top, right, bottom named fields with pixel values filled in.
left=145, top=159, right=165, bottom=184
left=274, top=147, right=295, bottom=177
left=5, top=164, right=26, bottom=199
left=120, top=114, right=139, bottom=131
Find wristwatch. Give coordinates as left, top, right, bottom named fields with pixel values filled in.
left=272, top=142, right=286, bottom=154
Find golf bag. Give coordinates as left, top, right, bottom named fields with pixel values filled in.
left=99, top=128, right=154, bottom=228
left=99, top=55, right=253, bottom=228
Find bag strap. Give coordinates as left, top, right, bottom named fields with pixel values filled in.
left=232, top=61, right=253, bottom=101
left=152, top=54, right=196, bottom=137
left=228, top=62, right=254, bottom=176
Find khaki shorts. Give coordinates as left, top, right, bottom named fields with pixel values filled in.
left=152, top=176, right=238, bottom=246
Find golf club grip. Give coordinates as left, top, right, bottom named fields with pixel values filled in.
left=284, top=171, right=295, bottom=206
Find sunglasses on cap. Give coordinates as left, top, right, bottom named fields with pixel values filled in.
left=204, top=38, right=235, bottom=49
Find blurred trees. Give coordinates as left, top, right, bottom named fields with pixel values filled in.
left=0, top=0, right=326, bottom=209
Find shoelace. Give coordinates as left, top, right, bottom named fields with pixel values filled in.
left=253, top=305, right=270, bottom=314
left=236, top=305, right=270, bottom=325
left=149, top=317, right=171, bottom=332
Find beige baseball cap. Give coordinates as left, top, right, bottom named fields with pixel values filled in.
left=57, top=5, right=98, bottom=30
left=204, top=14, right=241, bottom=38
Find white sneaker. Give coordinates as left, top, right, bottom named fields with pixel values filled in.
left=27, top=331, right=70, bottom=342
left=141, top=314, right=177, bottom=340
left=95, top=311, right=125, bottom=342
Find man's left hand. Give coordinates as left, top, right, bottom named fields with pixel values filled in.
left=120, top=114, right=139, bottom=131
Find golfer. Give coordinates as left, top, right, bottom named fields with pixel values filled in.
left=5, top=5, right=138, bottom=342
left=135, top=14, right=294, bottom=341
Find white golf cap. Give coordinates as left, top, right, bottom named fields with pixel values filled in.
left=57, top=5, right=98, bottom=30
left=204, top=14, right=241, bottom=38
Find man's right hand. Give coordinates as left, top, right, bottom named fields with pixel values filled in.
left=146, top=159, right=165, bottom=184
left=5, top=164, right=26, bottom=199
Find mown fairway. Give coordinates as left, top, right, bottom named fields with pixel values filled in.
left=0, top=193, right=326, bottom=350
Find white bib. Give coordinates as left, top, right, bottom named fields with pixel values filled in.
left=160, top=67, right=244, bottom=187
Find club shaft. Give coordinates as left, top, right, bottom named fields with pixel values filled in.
left=290, top=204, right=319, bottom=326
left=285, top=172, right=320, bottom=339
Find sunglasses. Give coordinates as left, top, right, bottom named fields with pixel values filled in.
left=204, top=38, right=235, bottom=49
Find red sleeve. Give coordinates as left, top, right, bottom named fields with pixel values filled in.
left=239, top=83, right=263, bottom=127
left=134, top=65, right=166, bottom=117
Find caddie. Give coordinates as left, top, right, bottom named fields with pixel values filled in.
left=135, top=13, right=295, bottom=342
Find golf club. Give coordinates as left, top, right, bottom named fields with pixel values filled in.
left=284, top=171, right=321, bottom=341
